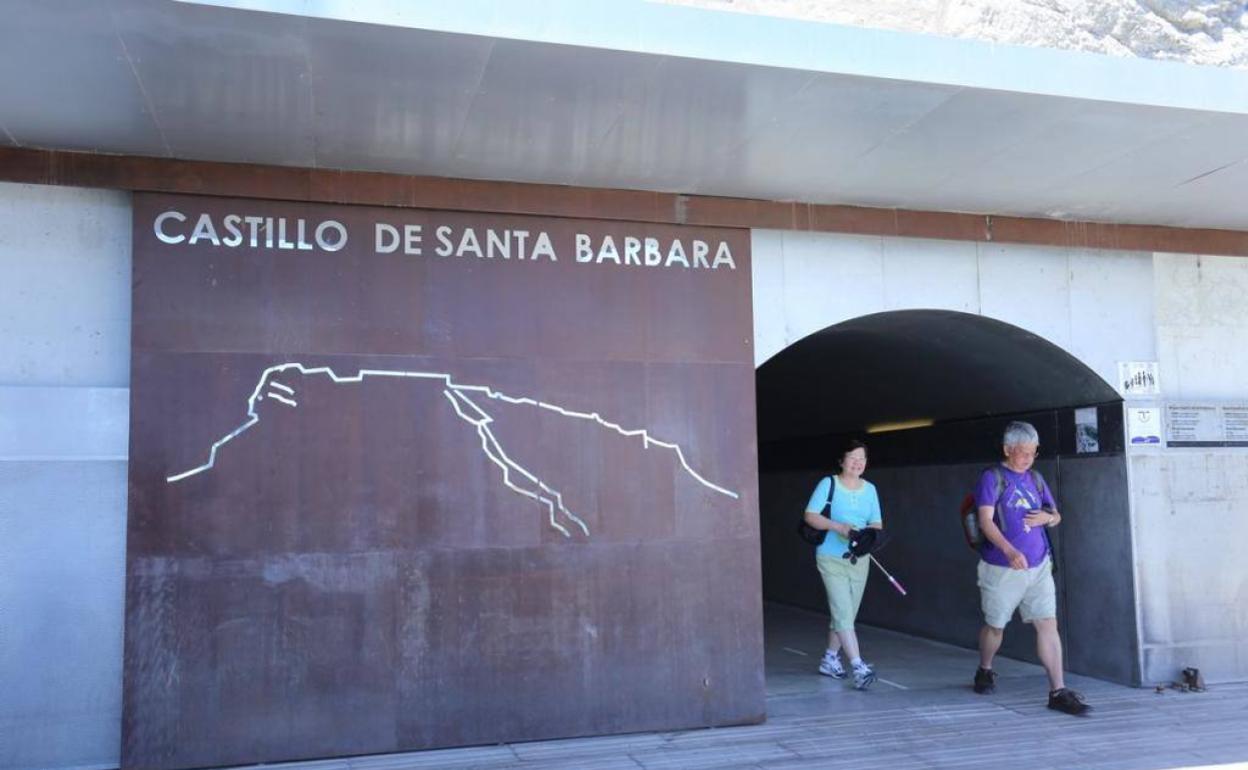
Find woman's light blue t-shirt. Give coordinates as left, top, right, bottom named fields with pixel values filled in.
left=805, top=476, right=883, bottom=558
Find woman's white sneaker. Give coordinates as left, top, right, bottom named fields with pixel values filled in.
left=852, top=661, right=876, bottom=690
left=818, top=652, right=847, bottom=679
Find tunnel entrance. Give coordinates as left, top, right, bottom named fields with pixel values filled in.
left=756, top=310, right=1140, bottom=687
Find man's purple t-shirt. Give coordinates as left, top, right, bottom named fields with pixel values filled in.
left=975, top=465, right=1056, bottom=568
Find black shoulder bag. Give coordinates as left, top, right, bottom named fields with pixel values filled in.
left=796, top=477, right=835, bottom=546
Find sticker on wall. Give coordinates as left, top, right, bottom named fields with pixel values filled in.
left=1127, top=407, right=1162, bottom=445
left=1074, top=406, right=1099, bottom=453
left=1118, top=361, right=1160, bottom=397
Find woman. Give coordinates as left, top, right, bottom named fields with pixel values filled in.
left=802, top=438, right=883, bottom=690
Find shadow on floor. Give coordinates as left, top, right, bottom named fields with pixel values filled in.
left=763, top=601, right=1106, bottom=715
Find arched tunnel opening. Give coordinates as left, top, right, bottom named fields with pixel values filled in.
left=756, top=310, right=1141, bottom=688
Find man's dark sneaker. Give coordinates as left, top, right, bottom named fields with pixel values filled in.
left=1048, top=688, right=1092, bottom=716
left=1048, top=688, right=1088, bottom=713
left=973, top=666, right=997, bottom=694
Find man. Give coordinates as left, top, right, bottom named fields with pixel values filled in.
left=972, top=421, right=1091, bottom=716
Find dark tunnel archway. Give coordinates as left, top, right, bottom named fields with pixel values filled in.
left=756, top=310, right=1141, bottom=685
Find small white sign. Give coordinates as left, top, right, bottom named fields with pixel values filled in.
left=1128, top=407, right=1162, bottom=445
left=1118, top=361, right=1160, bottom=397
left=1074, top=407, right=1099, bottom=454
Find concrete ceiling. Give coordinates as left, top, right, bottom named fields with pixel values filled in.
left=755, top=310, right=1121, bottom=442
left=3, top=0, right=1248, bottom=229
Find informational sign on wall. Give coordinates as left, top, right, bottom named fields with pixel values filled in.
left=123, top=194, right=763, bottom=770
left=1165, top=403, right=1248, bottom=447
left=1118, top=361, right=1160, bottom=397
left=1226, top=407, right=1248, bottom=442
left=1127, top=407, right=1162, bottom=445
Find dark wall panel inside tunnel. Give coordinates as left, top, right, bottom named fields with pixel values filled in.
left=758, top=406, right=1140, bottom=686
left=760, top=402, right=1125, bottom=471
left=1055, top=456, right=1141, bottom=684
left=123, top=194, right=763, bottom=770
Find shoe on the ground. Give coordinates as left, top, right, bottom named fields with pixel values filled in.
left=852, top=662, right=876, bottom=690
left=973, top=666, right=997, bottom=694
left=818, top=653, right=847, bottom=679
left=1048, top=687, right=1092, bottom=716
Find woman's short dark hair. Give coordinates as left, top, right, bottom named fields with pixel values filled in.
left=837, top=438, right=868, bottom=467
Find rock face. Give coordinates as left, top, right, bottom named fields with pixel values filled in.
left=666, top=0, right=1248, bottom=68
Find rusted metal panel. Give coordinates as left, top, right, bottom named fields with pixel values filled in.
left=123, top=193, right=762, bottom=770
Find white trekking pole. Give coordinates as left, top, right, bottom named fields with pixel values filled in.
left=868, top=555, right=908, bottom=597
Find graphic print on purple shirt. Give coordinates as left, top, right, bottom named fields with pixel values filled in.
left=974, top=465, right=1056, bottom=568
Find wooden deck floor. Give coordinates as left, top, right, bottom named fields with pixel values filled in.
left=232, top=603, right=1248, bottom=770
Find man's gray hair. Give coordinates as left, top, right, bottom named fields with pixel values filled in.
left=1003, top=421, right=1040, bottom=448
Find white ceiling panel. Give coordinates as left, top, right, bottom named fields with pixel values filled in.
left=827, top=90, right=1096, bottom=207
left=448, top=39, right=669, bottom=187
left=0, top=0, right=166, bottom=154
left=1130, top=158, right=1248, bottom=229
left=691, top=73, right=963, bottom=200
left=925, top=102, right=1211, bottom=208
left=1028, top=114, right=1248, bottom=227
left=4, top=0, right=1248, bottom=231
left=576, top=56, right=817, bottom=193
left=199, top=0, right=1248, bottom=115
left=111, top=0, right=317, bottom=166
left=303, top=19, right=495, bottom=175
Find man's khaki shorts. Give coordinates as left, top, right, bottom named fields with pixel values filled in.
left=816, top=554, right=870, bottom=632
left=977, top=557, right=1056, bottom=629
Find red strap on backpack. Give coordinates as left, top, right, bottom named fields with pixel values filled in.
left=961, top=467, right=1005, bottom=552
left=959, top=493, right=981, bottom=551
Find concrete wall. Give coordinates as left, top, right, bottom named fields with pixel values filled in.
left=750, top=230, right=1158, bottom=375
left=752, top=230, right=1248, bottom=685
left=1130, top=253, right=1248, bottom=685
left=0, top=182, right=131, bottom=770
